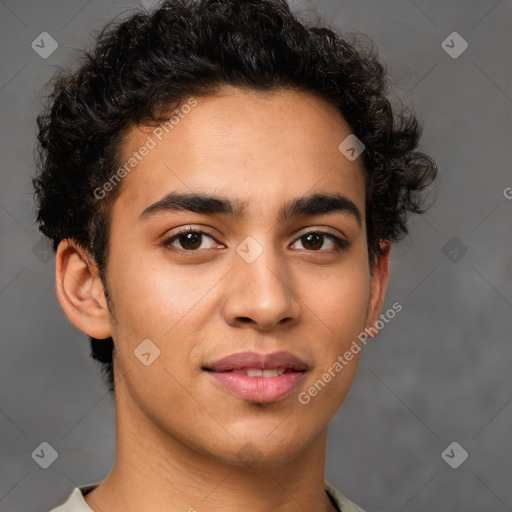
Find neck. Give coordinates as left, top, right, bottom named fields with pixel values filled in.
left=84, top=377, right=337, bottom=512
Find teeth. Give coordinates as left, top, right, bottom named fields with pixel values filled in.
left=231, top=367, right=287, bottom=377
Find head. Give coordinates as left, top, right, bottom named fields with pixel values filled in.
left=33, top=0, right=436, bottom=465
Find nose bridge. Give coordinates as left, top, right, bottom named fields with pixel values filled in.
left=223, top=233, right=300, bottom=329
left=241, top=237, right=287, bottom=296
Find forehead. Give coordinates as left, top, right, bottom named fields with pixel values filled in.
left=112, top=86, right=366, bottom=221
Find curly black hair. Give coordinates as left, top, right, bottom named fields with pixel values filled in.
left=33, top=0, right=437, bottom=394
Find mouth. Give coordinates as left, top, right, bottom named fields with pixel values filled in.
left=202, top=351, right=308, bottom=403
left=225, top=367, right=300, bottom=377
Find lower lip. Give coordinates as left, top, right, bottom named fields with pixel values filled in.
left=205, top=371, right=306, bottom=402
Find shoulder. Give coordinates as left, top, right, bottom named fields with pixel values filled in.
left=49, top=484, right=99, bottom=512
left=324, top=480, right=367, bottom=512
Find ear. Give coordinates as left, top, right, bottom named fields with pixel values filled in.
left=364, top=240, right=392, bottom=336
left=55, top=239, right=112, bottom=339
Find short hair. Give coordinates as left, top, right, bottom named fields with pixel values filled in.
left=32, top=0, right=437, bottom=393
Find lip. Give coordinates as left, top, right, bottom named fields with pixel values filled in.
left=205, top=351, right=309, bottom=372
left=203, top=351, right=309, bottom=403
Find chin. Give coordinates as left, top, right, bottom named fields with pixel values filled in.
left=217, top=433, right=311, bottom=469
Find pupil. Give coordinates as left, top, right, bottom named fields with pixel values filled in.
left=304, top=233, right=322, bottom=250
left=181, top=232, right=201, bottom=250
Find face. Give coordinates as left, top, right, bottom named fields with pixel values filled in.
left=88, top=86, right=389, bottom=467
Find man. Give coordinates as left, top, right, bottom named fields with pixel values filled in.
left=33, top=0, right=437, bottom=510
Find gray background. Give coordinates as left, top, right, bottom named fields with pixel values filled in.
left=0, top=0, right=510, bottom=511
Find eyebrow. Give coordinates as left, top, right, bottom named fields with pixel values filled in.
left=138, top=191, right=362, bottom=227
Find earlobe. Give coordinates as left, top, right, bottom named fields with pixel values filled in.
left=364, top=240, right=392, bottom=336
left=55, top=239, right=112, bottom=340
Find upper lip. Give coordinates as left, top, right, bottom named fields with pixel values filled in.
left=204, top=351, right=309, bottom=372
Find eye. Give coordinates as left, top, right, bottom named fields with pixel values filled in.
left=162, top=228, right=349, bottom=254
left=162, top=228, right=222, bottom=251
left=290, top=231, right=348, bottom=252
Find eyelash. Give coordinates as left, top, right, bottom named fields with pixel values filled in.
left=161, top=227, right=349, bottom=254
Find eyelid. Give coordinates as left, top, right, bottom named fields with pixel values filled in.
left=169, top=225, right=218, bottom=239
left=294, top=226, right=347, bottom=242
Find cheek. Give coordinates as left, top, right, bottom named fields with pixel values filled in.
left=106, top=253, right=225, bottom=391
left=109, top=253, right=208, bottom=337
left=298, top=262, right=371, bottom=405
left=303, top=261, right=371, bottom=338
left=107, top=256, right=203, bottom=414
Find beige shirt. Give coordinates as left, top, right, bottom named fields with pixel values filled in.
left=49, top=480, right=366, bottom=512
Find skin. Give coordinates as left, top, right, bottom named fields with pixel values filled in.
left=56, top=85, right=391, bottom=512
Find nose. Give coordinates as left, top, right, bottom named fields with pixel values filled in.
left=221, top=239, right=301, bottom=331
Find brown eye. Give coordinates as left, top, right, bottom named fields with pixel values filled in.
left=301, top=233, right=323, bottom=250
left=176, top=232, right=203, bottom=250
left=291, top=231, right=348, bottom=252
left=163, top=229, right=220, bottom=251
